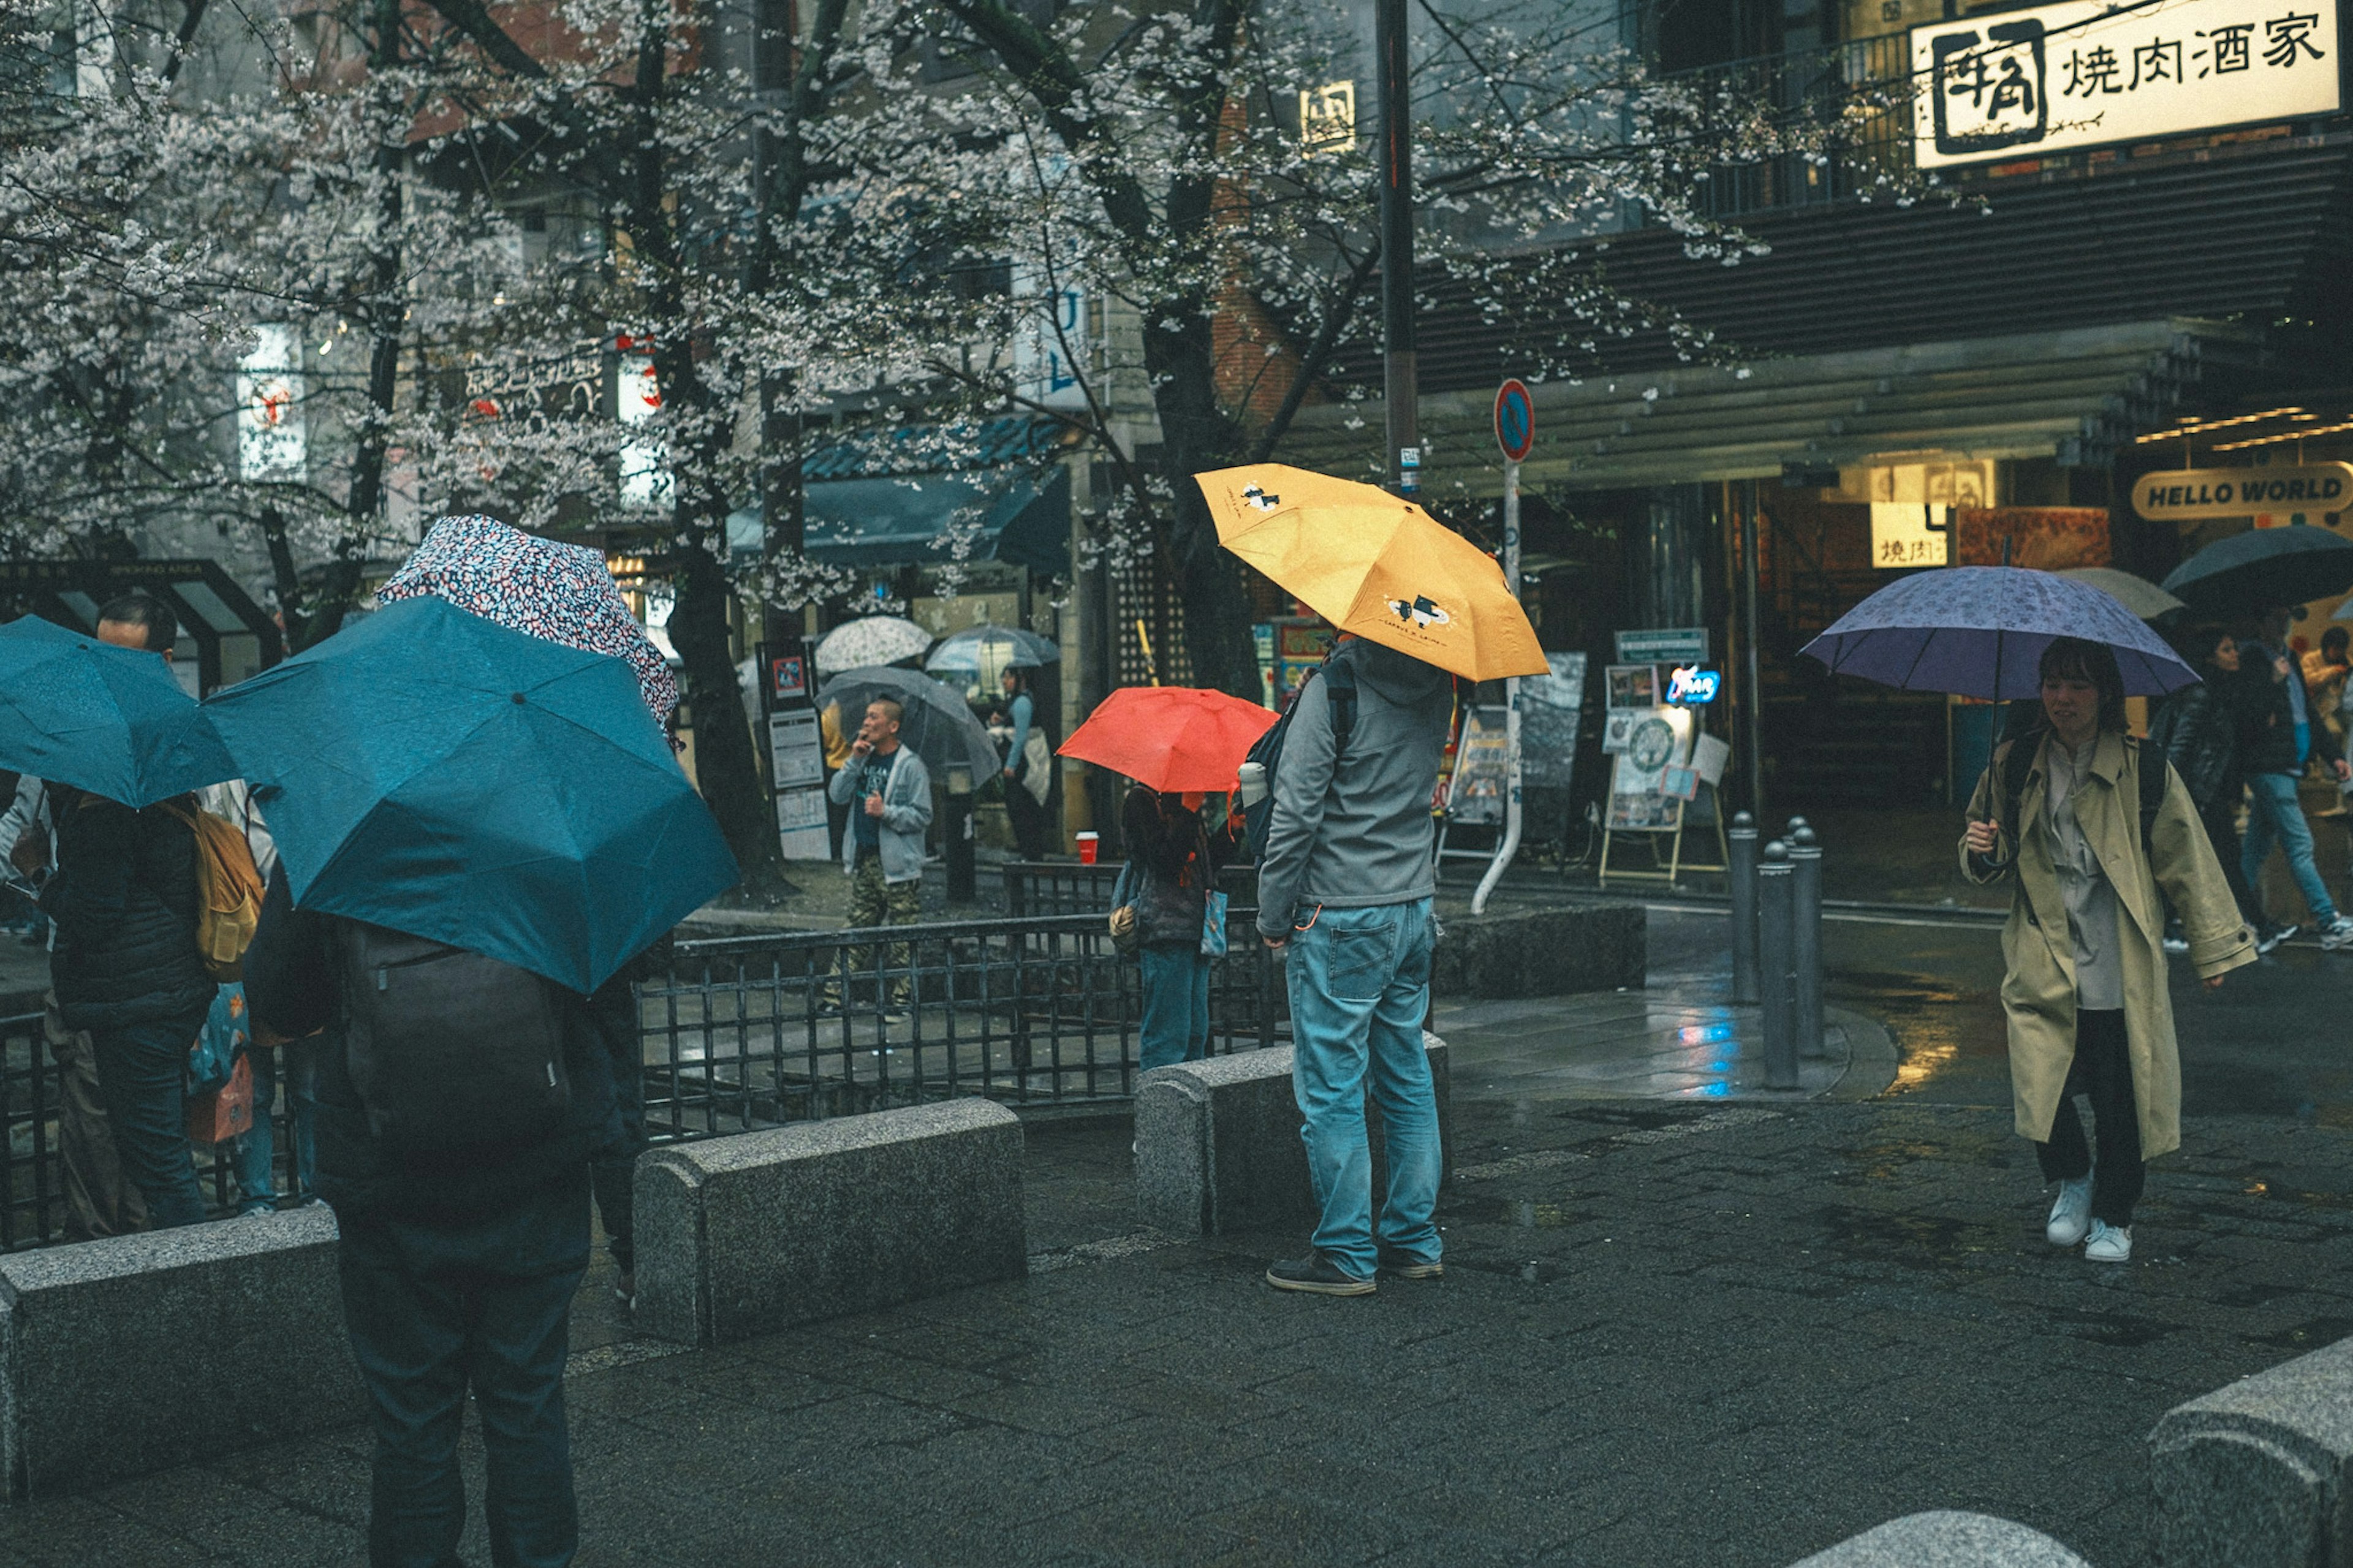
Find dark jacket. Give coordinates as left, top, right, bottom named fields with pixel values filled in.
left=1116, top=800, right=1241, bottom=950
left=243, top=866, right=623, bottom=1226
left=39, top=789, right=213, bottom=1034
left=2238, top=642, right=2341, bottom=778
left=2148, top=678, right=2241, bottom=809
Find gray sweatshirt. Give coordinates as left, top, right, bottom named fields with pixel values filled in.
left=1256, top=641, right=1455, bottom=941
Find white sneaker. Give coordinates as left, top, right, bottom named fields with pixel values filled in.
left=2046, top=1175, right=2093, bottom=1247
left=2322, top=916, right=2353, bottom=952
left=2084, top=1219, right=2132, bottom=1263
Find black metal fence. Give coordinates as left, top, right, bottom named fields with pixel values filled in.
left=0, top=1003, right=314, bottom=1253
left=642, top=905, right=1284, bottom=1142
left=0, top=903, right=1290, bottom=1253
left=1000, top=858, right=1256, bottom=918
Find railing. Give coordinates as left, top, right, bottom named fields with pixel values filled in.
left=640, top=906, right=1286, bottom=1140
left=1000, top=858, right=1256, bottom=918
left=0, top=906, right=1289, bottom=1253
left=0, top=1004, right=315, bottom=1254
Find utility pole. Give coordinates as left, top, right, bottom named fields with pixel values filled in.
left=1376, top=0, right=1417, bottom=496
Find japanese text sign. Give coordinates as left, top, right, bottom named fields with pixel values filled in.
left=1912, top=0, right=2340, bottom=168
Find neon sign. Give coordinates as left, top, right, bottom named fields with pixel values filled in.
left=1665, top=665, right=1722, bottom=705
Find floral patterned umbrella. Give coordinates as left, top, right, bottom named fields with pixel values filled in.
left=814, top=615, right=933, bottom=673
left=377, top=515, right=680, bottom=725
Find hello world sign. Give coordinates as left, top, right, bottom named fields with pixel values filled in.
left=2132, top=463, right=2353, bottom=521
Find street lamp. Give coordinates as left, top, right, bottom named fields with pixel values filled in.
left=1376, top=0, right=1416, bottom=496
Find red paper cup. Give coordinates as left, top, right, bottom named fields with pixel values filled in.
left=1076, top=831, right=1099, bottom=865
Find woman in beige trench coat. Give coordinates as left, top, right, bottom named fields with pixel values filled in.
left=1961, top=637, right=2255, bottom=1264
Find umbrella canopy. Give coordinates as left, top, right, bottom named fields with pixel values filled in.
left=925, top=624, right=1060, bottom=677
left=817, top=666, right=999, bottom=782
left=1800, top=566, right=2199, bottom=699
left=2161, top=525, right=2353, bottom=616
left=1195, top=464, right=1547, bottom=681
left=814, top=616, right=933, bottom=673
left=2053, top=567, right=2185, bottom=623
left=205, top=596, right=737, bottom=993
left=0, top=615, right=238, bottom=806
left=1059, top=686, right=1278, bottom=794
left=377, top=515, right=681, bottom=725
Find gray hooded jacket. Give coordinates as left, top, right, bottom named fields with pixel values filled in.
left=1256, top=640, right=1454, bottom=941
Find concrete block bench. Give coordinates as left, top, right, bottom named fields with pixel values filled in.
left=1135, top=1034, right=1450, bottom=1236
left=635, top=1098, right=1026, bottom=1347
left=1430, top=902, right=1645, bottom=999
left=0, top=1205, right=357, bottom=1501
left=1788, top=1512, right=2090, bottom=1566
left=2149, top=1331, right=2353, bottom=1566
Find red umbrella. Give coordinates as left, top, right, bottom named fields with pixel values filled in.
left=1059, top=686, right=1278, bottom=794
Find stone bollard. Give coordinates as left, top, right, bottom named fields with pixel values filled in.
left=1787, top=1511, right=2091, bottom=1566
left=1729, top=811, right=1760, bottom=1006
left=1790, top=822, right=1824, bottom=1061
left=2148, top=1330, right=2353, bottom=1566
left=635, top=1099, right=1026, bottom=1347
left=1757, top=839, right=1798, bottom=1091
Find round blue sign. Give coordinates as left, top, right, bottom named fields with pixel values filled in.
left=1494, top=379, right=1534, bottom=462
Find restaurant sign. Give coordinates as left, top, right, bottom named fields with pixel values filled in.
left=2133, top=463, right=2353, bottom=521
left=1912, top=0, right=2341, bottom=169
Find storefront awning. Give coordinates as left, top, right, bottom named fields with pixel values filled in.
left=727, top=465, right=1072, bottom=578
left=1287, top=319, right=2232, bottom=495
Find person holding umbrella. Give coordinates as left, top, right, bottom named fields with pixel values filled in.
left=2146, top=626, right=2265, bottom=941
left=1960, top=637, right=2254, bottom=1263
left=995, top=667, right=1054, bottom=862
left=2237, top=605, right=2353, bottom=949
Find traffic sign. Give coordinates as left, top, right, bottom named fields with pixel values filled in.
left=1494, top=379, right=1534, bottom=463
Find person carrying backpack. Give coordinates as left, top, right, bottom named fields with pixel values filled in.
left=1961, top=637, right=2254, bottom=1265
left=1255, top=635, right=1455, bottom=1296
left=1112, top=786, right=1243, bottom=1072
left=243, top=863, right=622, bottom=1568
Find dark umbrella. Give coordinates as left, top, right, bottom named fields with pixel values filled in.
left=205, top=596, right=737, bottom=992
left=817, top=666, right=1000, bottom=782
left=1802, top=566, right=2200, bottom=700
left=2161, top=525, right=2353, bottom=616
left=0, top=615, right=238, bottom=805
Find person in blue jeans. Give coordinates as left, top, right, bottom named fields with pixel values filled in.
left=1256, top=637, right=1456, bottom=1295
left=233, top=1037, right=320, bottom=1214
left=2239, top=607, right=2353, bottom=950
left=1115, top=786, right=1241, bottom=1073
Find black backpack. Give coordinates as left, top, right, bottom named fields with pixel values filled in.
left=1240, top=645, right=1359, bottom=863
left=1993, top=732, right=2167, bottom=857
left=335, top=922, right=572, bottom=1161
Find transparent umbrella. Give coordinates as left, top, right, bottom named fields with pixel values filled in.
left=925, top=624, right=1060, bottom=682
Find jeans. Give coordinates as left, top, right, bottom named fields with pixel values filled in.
left=337, top=1173, right=589, bottom=1568
left=2033, top=1009, right=2143, bottom=1227
left=2243, top=771, right=2336, bottom=926
left=89, top=1008, right=211, bottom=1229
left=234, top=1040, right=319, bottom=1214
left=1138, top=945, right=1210, bottom=1073
left=1284, top=898, right=1442, bottom=1281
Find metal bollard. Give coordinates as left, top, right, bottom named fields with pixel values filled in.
left=1729, top=811, right=1760, bottom=1006
left=1790, top=824, right=1824, bottom=1060
left=1757, top=840, right=1798, bottom=1091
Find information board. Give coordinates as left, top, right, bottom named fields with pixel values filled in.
left=1518, top=651, right=1586, bottom=793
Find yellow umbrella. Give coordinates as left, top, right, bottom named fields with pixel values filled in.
left=1195, top=463, right=1548, bottom=681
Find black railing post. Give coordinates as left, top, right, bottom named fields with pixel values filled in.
left=1757, top=841, right=1798, bottom=1091
left=1729, top=811, right=1760, bottom=1006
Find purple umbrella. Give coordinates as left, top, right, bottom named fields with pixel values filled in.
left=1801, top=567, right=2199, bottom=700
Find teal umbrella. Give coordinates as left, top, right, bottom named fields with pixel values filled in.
left=205, top=597, right=737, bottom=991
left=0, top=615, right=237, bottom=805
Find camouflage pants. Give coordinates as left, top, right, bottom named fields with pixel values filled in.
left=829, top=854, right=923, bottom=1007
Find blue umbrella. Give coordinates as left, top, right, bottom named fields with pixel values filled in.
left=1801, top=567, right=2199, bottom=700
left=2162, top=524, right=2353, bottom=616
left=0, top=615, right=238, bottom=805
left=205, top=596, right=737, bottom=992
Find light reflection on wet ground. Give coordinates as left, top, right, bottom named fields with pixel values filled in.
left=1444, top=903, right=2353, bottom=1122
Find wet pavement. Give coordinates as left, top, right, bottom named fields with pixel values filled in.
left=4, top=903, right=2353, bottom=1565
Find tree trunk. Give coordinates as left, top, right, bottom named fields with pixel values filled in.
left=667, top=540, right=780, bottom=888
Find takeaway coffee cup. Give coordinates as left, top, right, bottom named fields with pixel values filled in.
left=1076, top=831, right=1099, bottom=865
left=1237, top=760, right=1268, bottom=808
